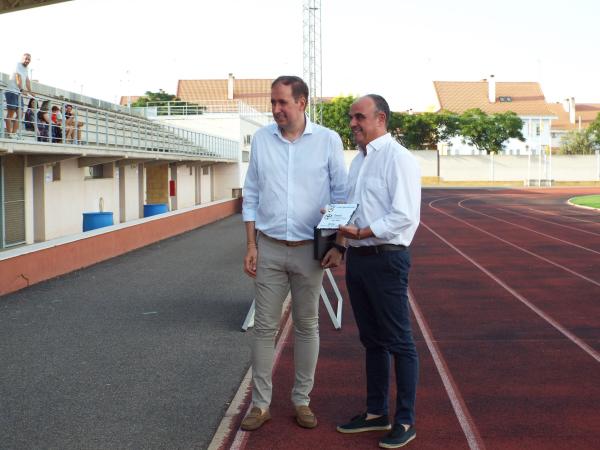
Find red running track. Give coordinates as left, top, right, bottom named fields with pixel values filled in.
left=220, top=187, right=600, bottom=450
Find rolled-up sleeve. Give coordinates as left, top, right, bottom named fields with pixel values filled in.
left=242, top=137, right=259, bottom=222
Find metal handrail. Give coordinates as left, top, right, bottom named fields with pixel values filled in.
left=1, top=87, right=240, bottom=161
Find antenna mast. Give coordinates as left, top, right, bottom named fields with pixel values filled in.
left=303, top=0, right=322, bottom=123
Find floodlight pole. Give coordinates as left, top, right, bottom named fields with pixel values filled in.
left=303, top=0, right=322, bottom=124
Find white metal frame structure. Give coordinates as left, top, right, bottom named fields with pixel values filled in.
left=241, top=268, right=343, bottom=331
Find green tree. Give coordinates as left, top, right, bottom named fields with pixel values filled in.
left=389, top=111, right=460, bottom=149
left=319, top=95, right=356, bottom=149
left=559, top=129, right=596, bottom=155
left=131, top=89, right=179, bottom=107
left=587, top=112, right=600, bottom=150
left=459, top=109, right=524, bottom=154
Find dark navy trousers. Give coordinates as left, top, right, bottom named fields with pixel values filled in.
left=346, top=248, right=418, bottom=425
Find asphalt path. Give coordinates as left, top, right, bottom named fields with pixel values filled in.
left=0, top=214, right=254, bottom=450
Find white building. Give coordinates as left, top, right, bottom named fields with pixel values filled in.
left=433, top=77, right=556, bottom=155
left=1, top=75, right=243, bottom=250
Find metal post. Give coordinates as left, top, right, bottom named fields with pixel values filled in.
left=0, top=88, right=5, bottom=138
left=538, top=117, right=542, bottom=186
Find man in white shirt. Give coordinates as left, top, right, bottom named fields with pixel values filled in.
left=241, top=76, right=347, bottom=431
left=4, top=53, right=33, bottom=136
left=336, top=95, right=421, bottom=449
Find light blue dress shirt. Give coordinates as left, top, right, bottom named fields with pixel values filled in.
left=242, top=118, right=347, bottom=241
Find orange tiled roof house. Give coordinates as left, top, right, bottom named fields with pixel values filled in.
left=433, top=77, right=557, bottom=155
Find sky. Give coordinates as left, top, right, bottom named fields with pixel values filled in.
left=1, top=0, right=598, bottom=111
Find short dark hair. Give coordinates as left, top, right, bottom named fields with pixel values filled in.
left=365, top=94, right=391, bottom=128
left=271, top=75, right=309, bottom=104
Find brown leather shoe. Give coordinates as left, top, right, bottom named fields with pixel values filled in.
left=295, top=405, right=318, bottom=429
left=241, top=407, right=271, bottom=431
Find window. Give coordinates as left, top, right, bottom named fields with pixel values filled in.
left=87, top=163, right=114, bottom=179
left=89, top=165, right=103, bottom=178
left=243, top=134, right=252, bottom=146
left=202, top=166, right=209, bottom=175
left=44, top=163, right=61, bottom=182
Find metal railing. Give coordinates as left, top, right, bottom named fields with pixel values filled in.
left=133, top=99, right=272, bottom=116
left=1, top=86, right=240, bottom=161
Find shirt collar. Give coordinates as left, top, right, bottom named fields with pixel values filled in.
left=273, top=115, right=313, bottom=140
left=364, top=132, right=392, bottom=155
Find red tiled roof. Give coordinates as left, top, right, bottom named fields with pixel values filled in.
left=547, top=103, right=600, bottom=131
left=434, top=81, right=554, bottom=116
left=119, top=96, right=141, bottom=106
left=177, top=78, right=273, bottom=112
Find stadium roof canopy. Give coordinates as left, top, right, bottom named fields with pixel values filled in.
left=0, top=0, right=71, bottom=15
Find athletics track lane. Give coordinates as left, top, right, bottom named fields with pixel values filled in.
left=223, top=188, right=600, bottom=449
left=225, top=267, right=471, bottom=450
left=413, top=188, right=600, bottom=448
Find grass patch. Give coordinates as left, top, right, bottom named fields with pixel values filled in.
left=569, top=195, right=600, bottom=209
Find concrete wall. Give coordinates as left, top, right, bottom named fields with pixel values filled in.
left=42, top=159, right=117, bottom=240
left=176, top=164, right=196, bottom=209
left=201, top=166, right=212, bottom=203
left=212, top=163, right=240, bottom=201
left=341, top=149, right=600, bottom=182
left=119, top=163, right=141, bottom=222
left=0, top=198, right=242, bottom=296
left=436, top=153, right=600, bottom=181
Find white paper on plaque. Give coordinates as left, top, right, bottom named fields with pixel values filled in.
left=317, top=204, right=359, bottom=230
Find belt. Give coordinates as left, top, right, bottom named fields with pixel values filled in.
left=348, top=244, right=407, bottom=256
left=260, top=232, right=313, bottom=247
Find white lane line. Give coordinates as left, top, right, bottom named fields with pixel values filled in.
left=496, top=207, right=600, bottom=237
left=525, top=206, right=600, bottom=224
left=409, top=289, right=486, bottom=450
left=457, top=199, right=600, bottom=256
left=421, top=220, right=600, bottom=364
left=210, top=296, right=293, bottom=450
left=428, top=199, right=600, bottom=289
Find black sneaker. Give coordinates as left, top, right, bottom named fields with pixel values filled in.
left=336, top=412, right=392, bottom=433
left=379, top=425, right=416, bottom=448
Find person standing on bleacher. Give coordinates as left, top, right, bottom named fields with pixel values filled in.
left=4, top=53, right=33, bottom=138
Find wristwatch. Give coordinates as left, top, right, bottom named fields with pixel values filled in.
left=332, top=243, right=347, bottom=256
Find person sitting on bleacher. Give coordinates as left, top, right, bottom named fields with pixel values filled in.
left=36, top=100, right=50, bottom=142
left=24, top=98, right=36, bottom=132
left=65, top=104, right=84, bottom=143
left=51, top=105, right=63, bottom=143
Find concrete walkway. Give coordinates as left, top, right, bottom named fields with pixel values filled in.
left=0, top=214, right=253, bottom=450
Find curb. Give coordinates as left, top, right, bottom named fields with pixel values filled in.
left=207, top=295, right=293, bottom=450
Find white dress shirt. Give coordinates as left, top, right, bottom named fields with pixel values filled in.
left=346, top=133, right=421, bottom=247
left=242, top=118, right=347, bottom=241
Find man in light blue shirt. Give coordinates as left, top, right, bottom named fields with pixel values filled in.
left=241, top=76, right=347, bottom=431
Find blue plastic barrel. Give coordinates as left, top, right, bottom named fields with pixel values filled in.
left=143, top=203, right=169, bottom=217
left=82, top=212, right=114, bottom=232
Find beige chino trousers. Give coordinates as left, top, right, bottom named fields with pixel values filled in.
left=251, top=232, right=324, bottom=409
